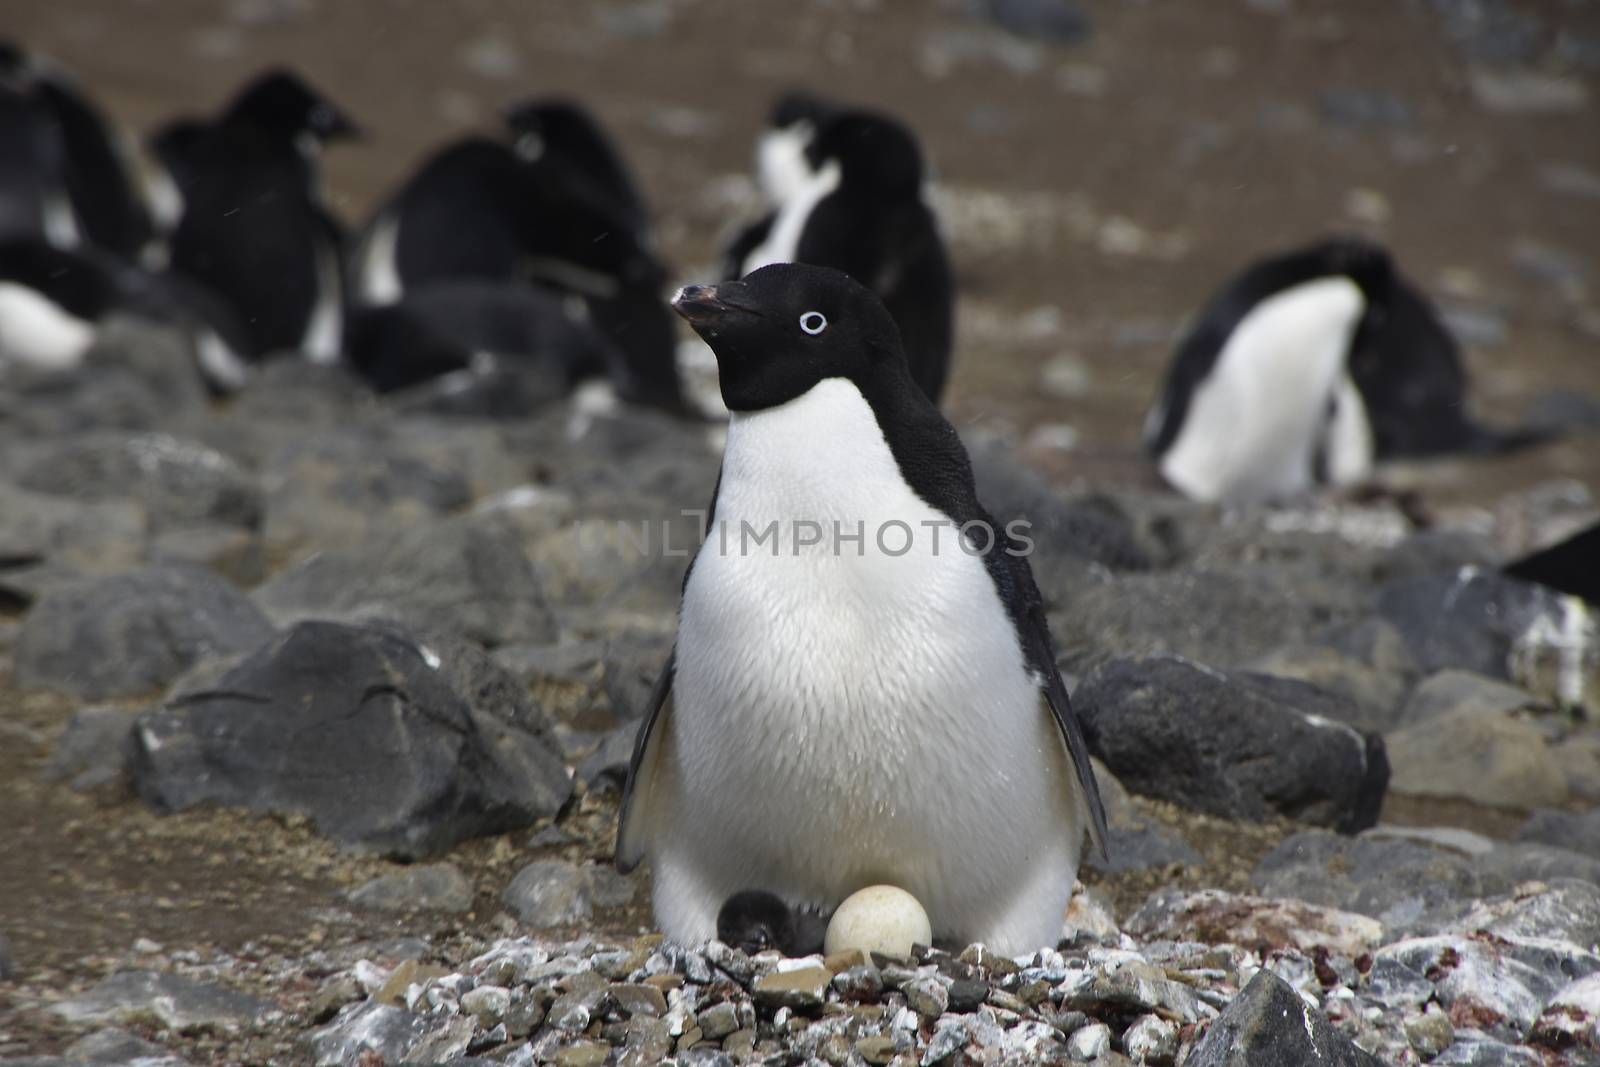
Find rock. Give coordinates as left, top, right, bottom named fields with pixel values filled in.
left=1376, top=568, right=1575, bottom=680
left=0, top=482, right=147, bottom=578
left=0, top=932, right=14, bottom=980
left=60, top=1027, right=190, bottom=1065
left=1054, top=566, right=1361, bottom=672
left=504, top=860, right=593, bottom=927
left=307, top=1001, right=472, bottom=1067
left=1443, top=880, right=1600, bottom=947
left=601, top=633, right=673, bottom=723
left=1185, top=968, right=1382, bottom=1066
left=0, top=319, right=208, bottom=435
left=1530, top=972, right=1600, bottom=1053
left=1244, top=622, right=1417, bottom=733
left=349, top=863, right=474, bottom=914
left=1252, top=830, right=1484, bottom=931
left=753, top=966, right=832, bottom=1010
left=1379, top=934, right=1600, bottom=1039
left=1127, top=889, right=1385, bottom=957
left=50, top=971, right=270, bottom=1030
left=1066, top=1021, right=1109, bottom=1059
left=131, top=621, right=571, bottom=859
left=257, top=429, right=472, bottom=557
left=10, top=432, right=261, bottom=534
left=149, top=523, right=265, bottom=587
left=1398, top=670, right=1542, bottom=725
left=43, top=706, right=136, bottom=797
left=1384, top=704, right=1566, bottom=809
left=1404, top=1005, right=1455, bottom=1059
left=254, top=515, right=556, bottom=648
left=1122, top=1013, right=1178, bottom=1064
left=1076, top=657, right=1388, bottom=831
left=15, top=565, right=274, bottom=700
left=903, top=976, right=948, bottom=1018
left=1517, top=808, right=1600, bottom=858
left=971, top=0, right=1090, bottom=42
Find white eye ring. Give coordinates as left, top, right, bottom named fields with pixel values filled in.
left=799, top=311, right=828, bottom=335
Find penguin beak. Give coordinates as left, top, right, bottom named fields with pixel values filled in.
left=671, top=283, right=746, bottom=329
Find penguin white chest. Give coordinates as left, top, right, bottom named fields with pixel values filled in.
left=665, top=380, right=1074, bottom=933
left=1159, top=276, right=1369, bottom=502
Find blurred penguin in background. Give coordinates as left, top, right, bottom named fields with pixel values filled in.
left=721, top=92, right=954, bottom=406
left=0, top=41, right=156, bottom=260
left=150, top=68, right=358, bottom=367
left=349, top=96, right=682, bottom=411
left=1144, top=237, right=1547, bottom=504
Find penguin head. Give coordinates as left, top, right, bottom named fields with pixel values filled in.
left=0, top=40, right=33, bottom=91
left=673, top=262, right=907, bottom=412
left=223, top=68, right=360, bottom=144
left=504, top=97, right=611, bottom=165
left=807, top=111, right=923, bottom=198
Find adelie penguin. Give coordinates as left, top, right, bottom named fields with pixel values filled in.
left=349, top=99, right=682, bottom=411
left=149, top=68, right=358, bottom=365
left=0, top=41, right=155, bottom=259
left=1144, top=237, right=1546, bottom=504
left=721, top=93, right=954, bottom=406
left=617, top=263, right=1107, bottom=956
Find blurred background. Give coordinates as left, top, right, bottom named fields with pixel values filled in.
left=7, top=0, right=1598, bottom=504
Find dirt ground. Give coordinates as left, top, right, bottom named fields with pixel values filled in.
left=1, top=0, right=1598, bottom=1056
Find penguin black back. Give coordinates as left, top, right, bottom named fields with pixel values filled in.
left=504, top=97, right=648, bottom=240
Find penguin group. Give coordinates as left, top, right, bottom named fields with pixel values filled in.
left=3, top=40, right=1588, bottom=960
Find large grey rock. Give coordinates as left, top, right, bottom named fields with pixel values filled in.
left=10, top=433, right=261, bottom=534
left=1376, top=568, right=1577, bottom=680
left=50, top=971, right=269, bottom=1030
left=307, top=1001, right=472, bottom=1067
left=1127, top=888, right=1385, bottom=957
left=15, top=565, right=274, bottom=700
left=1054, top=566, right=1363, bottom=671
left=257, top=430, right=473, bottom=556
left=131, top=621, right=572, bottom=859
left=0, top=319, right=208, bottom=435
left=1244, top=618, right=1419, bottom=731
left=503, top=859, right=593, bottom=927
left=254, top=516, right=556, bottom=648
left=1379, top=934, right=1600, bottom=1040
left=1384, top=705, right=1565, bottom=809
left=972, top=0, right=1090, bottom=42
left=1254, top=831, right=1600, bottom=934
left=1517, top=808, right=1600, bottom=859
left=44, top=707, right=136, bottom=797
left=1184, top=968, right=1382, bottom=1066
left=1076, top=657, right=1388, bottom=831
left=349, top=863, right=474, bottom=914
left=1399, top=670, right=1542, bottom=725
left=60, top=1028, right=190, bottom=1066
left=0, top=482, right=147, bottom=577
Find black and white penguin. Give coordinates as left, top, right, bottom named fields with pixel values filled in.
left=721, top=96, right=954, bottom=405
left=0, top=41, right=156, bottom=259
left=1144, top=238, right=1542, bottom=503
left=150, top=68, right=357, bottom=364
left=350, top=107, right=682, bottom=410
left=617, top=263, right=1107, bottom=955
left=0, top=237, right=251, bottom=388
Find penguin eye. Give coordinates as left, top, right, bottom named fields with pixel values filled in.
left=799, top=311, right=828, bottom=335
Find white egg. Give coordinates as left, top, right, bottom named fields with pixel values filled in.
left=823, top=885, right=932, bottom=960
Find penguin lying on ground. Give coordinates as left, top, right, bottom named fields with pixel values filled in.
left=0, top=237, right=251, bottom=387
left=0, top=41, right=155, bottom=259
left=150, top=68, right=358, bottom=367
left=1144, top=237, right=1547, bottom=504
left=617, top=262, right=1107, bottom=956
left=350, top=99, right=682, bottom=411
left=721, top=93, right=954, bottom=406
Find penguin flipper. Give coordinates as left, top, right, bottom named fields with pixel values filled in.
left=1036, top=632, right=1110, bottom=861
left=615, top=647, right=675, bottom=872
